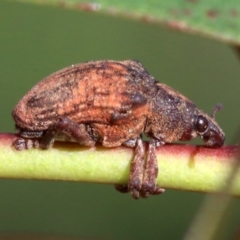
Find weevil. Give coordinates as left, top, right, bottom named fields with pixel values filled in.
left=12, top=60, right=225, bottom=199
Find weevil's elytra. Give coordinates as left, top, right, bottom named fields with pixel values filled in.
left=12, top=60, right=225, bottom=199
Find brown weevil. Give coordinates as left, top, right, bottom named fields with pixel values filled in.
left=12, top=60, right=225, bottom=199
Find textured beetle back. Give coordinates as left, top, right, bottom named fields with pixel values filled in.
left=12, top=60, right=157, bottom=131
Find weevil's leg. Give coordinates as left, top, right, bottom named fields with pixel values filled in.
left=141, top=139, right=165, bottom=197
left=114, top=137, right=145, bottom=199
left=40, top=116, right=96, bottom=149
left=13, top=138, right=40, bottom=151
left=40, top=129, right=56, bottom=149
left=114, top=138, right=139, bottom=194
left=127, top=137, right=145, bottom=199
left=92, top=121, right=146, bottom=199
left=114, top=138, right=165, bottom=198
left=13, top=129, right=42, bottom=150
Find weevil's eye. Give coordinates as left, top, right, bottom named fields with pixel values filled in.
left=196, top=115, right=209, bottom=133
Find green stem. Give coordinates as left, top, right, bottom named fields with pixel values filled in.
left=0, top=133, right=239, bottom=195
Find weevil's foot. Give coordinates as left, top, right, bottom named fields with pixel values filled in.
left=131, top=189, right=141, bottom=199
left=128, top=178, right=143, bottom=199
left=116, top=186, right=141, bottom=199
left=114, top=184, right=129, bottom=193
left=153, top=186, right=165, bottom=195
left=134, top=184, right=165, bottom=199
left=142, top=182, right=165, bottom=195
left=114, top=184, right=141, bottom=199
left=115, top=181, right=142, bottom=199
left=12, top=138, right=40, bottom=151
left=115, top=183, right=164, bottom=199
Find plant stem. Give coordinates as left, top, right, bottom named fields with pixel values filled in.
left=0, top=133, right=239, bottom=195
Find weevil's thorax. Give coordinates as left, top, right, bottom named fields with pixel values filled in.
left=145, top=83, right=197, bottom=143
left=145, top=83, right=225, bottom=147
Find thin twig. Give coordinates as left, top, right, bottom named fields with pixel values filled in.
left=0, top=133, right=239, bottom=196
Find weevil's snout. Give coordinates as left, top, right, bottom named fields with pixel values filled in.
left=202, top=129, right=225, bottom=147
left=194, top=115, right=225, bottom=147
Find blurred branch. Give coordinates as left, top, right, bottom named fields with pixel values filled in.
left=15, top=0, right=240, bottom=45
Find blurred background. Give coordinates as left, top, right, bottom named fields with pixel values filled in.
left=0, top=0, right=240, bottom=239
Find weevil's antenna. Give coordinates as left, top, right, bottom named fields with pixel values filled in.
left=211, top=103, right=223, bottom=119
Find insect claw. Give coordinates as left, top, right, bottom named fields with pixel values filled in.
left=153, top=187, right=165, bottom=195
left=12, top=138, right=27, bottom=151
left=114, top=184, right=129, bottom=193
left=131, top=189, right=140, bottom=200
left=140, top=190, right=149, bottom=198
left=12, top=138, right=40, bottom=151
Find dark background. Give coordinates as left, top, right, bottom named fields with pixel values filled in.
left=0, top=1, right=240, bottom=239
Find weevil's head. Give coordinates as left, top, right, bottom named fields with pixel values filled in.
left=181, top=104, right=225, bottom=147
left=193, top=105, right=225, bottom=147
